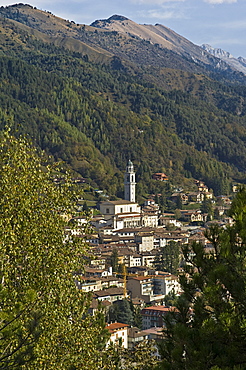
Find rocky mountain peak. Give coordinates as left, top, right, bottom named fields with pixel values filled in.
left=108, top=15, right=129, bottom=22
left=90, top=15, right=128, bottom=28
left=201, top=44, right=233, bottom=59
left=201, top=44, right=246, bottom=75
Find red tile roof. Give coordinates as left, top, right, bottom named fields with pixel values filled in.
left=106, top=322, right=129, bottom=333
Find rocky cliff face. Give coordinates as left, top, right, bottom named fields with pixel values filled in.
left=201, top=44, right=246, bottom=75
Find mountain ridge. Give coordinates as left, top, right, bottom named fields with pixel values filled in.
left=201, top=44, right=246, bottom=75
left=90, top=14, right=246, bottom=77
left=1, top=5, right=245, bottom=80
left=0, top=4, right=246, bottom=196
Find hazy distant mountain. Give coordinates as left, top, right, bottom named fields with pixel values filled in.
left=201, top=44, right=246, bottom=75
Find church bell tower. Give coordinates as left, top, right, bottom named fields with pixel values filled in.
left=124, top=160, right=136, bottom=203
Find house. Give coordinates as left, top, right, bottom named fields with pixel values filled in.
left=106, top=322, right=129, bottom=348
left=135, top=232, right=154, bottom=252
left=159, top=213, right=183, bottom=228
left=89, top=298, right=111, bottom=317
left=127, top=276, right=154, bottom=303
left=141, top=306, right=177, bottom=330
left=84, top=266, right=113, bottom=278
left=93, top=287, right=126, bottom=303
left=89, top=255, right=107, bottom=270
left=152, top=173, right=169, bottom=182
left=180, top=210, right=208, bottom=223
left=170, top=193, right=188, bottom=205
left=141, top=212, right=159, bottom=228
left=77, top=275, right=124, bottom=293
left=232, top=184, right=239, bottom=193
left=152, top=273, right=181, bottom=297
left=195, top=180, right=212, bottom=196
left=216, top=195, right=232, bottom=205
left=153, top=230, right=188, bottom=248
left=144, top=199, right=159, bottom=207
left=188, top=232, right=209, bottom=247
left=90, top=215, right=107, bottom=230
left=127, top=276, right=165, bottom=303
left=76, top=276, right=102, bottom=292
left=153, top=231, right=173, bottom=249
left=101, top=276, right=124, bottom=289
left=142, top=200, right=160, bottom=214
left=188, top=192, right=204, bottom=203
left=112, top=212, right=142, bottom=229
left=128, top=327, right=149, bottom=349
left=124, top=252, right=142, bottom=267
left=141, top=327, right=164, bottom=342
left=141, top=250, right=158, bottom=267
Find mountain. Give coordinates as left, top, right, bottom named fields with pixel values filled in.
left=0, top=3, right=246, bottom=198
left=91, top=15, right=218, bottom=66
left=90, top=14, right=246, bottom=80
left=201, top=44, right=246, bottom=75
left=0, top=5, right=244, bottom=81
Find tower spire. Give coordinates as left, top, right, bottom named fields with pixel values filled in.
left=124, top=159, right=136, bottom=202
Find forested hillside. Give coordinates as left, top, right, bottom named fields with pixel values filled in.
left=1, top=4, right=246, bottom=197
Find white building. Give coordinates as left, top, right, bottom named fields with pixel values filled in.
left=106, top=322, right=129, bottom=349
left=100, top=200, right=141, bottom=220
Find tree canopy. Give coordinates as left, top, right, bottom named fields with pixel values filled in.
left=0, top=131, right=112, bottom=369
left=154, top=241, right=180, bottom=275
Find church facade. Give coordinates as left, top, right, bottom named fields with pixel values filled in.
left=99, top=160, right=159, bottom=230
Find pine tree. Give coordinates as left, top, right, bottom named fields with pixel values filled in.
left=158, top=188, right=246, bottom=370
left=109, top=299, right=134, bottom=326
left=154, top=241, right=180, bottom=274
left=110, top=248, right=119, bottom=273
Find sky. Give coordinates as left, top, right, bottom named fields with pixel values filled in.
left=0, top=0, right=245, bottom=58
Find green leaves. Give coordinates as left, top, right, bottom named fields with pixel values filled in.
left=0, top=131, right=112, bottom=369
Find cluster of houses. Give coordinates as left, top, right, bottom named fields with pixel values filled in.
left=70, top=161, right=234, bottom=349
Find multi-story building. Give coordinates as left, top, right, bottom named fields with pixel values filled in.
left=127, top=276, right=165, bottom=303
left=141, top=306, right=177, bottom=330
left=106, top=322, right=129, bottom=349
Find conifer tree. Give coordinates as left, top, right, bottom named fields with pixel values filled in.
left=154, top=241, right=180, bottom=274
left=158, top=188, right=246, bottom=370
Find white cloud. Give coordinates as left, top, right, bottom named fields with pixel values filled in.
left=137, top=8, right=185, bottom=20
left=204, top=0, right=237, bottom=4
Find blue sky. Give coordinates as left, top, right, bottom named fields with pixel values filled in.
left=1, top=0, right=245, bottom=57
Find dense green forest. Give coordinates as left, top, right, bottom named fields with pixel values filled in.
left=0, top=4, right=246, bottom=197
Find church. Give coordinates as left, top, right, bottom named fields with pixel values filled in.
left=99, top=160, right=158, bottom=230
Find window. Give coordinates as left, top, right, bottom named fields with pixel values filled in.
left=106, top=208, right=109, bottom=214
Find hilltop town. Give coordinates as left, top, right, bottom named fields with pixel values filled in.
left=67, top=160, right=236, bottom=349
